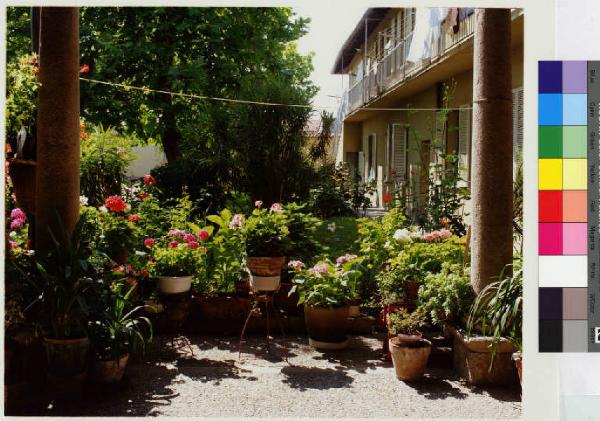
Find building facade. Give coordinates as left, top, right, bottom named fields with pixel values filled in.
left=332, top=8, right=523, bottom=223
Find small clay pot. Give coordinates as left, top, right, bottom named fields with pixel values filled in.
left=389, top=336, right=431, bottom=382
left=92, top=354, right=129, bottom=384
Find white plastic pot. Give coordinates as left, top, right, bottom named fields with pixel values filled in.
left=157, top=275, right=193, bottom=294
left=249, top=275, right=281, bottom=292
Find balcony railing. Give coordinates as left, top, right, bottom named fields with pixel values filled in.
left=342, top=11, right=475, bottom=115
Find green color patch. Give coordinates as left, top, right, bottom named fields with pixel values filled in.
left=315, top=217, right=359, bottom=260
left=539, top=126, right=562, bottom=158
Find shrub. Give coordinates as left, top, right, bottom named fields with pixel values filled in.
left=387, top=308, right=427, bottom=336
left=418, top=263, right=474, bottom=327
left=80, top=125, right=137, bottom=207
left=283, top=202, right=323, bottom=262
left=6, top=54, right=39, bottom=157
left=288, top=258, right=361, bottom=308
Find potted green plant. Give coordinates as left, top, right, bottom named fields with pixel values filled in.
left=289, top=259, right=360, bottom=350
left=242, top=202, right=290, bottom=292
left=148, top=235, right=204, bottom=295
left=98, top=195, right=139, bottom=264
left=387, top=308, right=431, bottom=382
left=459, top=258, right=522, bottom=385
left=89, top=286, right=153, bottom=384
left=28, top=217, right=95, bottom=392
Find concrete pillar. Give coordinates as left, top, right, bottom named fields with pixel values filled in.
left=470, top=9, right=513, bottom=294
left=35, top=7, right=80, bottom=252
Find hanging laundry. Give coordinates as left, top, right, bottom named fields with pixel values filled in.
left=406, top=8, right=449, bottom=63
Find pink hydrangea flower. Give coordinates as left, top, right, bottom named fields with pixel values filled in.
left=288, top=260, right=305, bottom=270
left=309, top=264, right=329, bottom=275
left=336, top=254, right=358, bottom=265
left=183, top=233, right=196, bottom=243
left=269, top=203, right=283, bottom=214
left=168, top=229, right=184, bottom=237
left=168, top=241, right=179, bottom=248
left=10, top=218, right=25, bottom=230
left=144, top=238, right=155, bottom=248
left=187, top=241, right=199, bottom=249
left=9, top=240, right=17, bottom=249
left=198, top=230, right=210, bottom=241
left=229, top=214, right=244, bottom=230
left=10, top=208, right=26, bottom=220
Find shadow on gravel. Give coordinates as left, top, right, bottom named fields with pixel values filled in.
left=280, top=366, right=354, bottom=390
left=311, top=336, right=389, bottom=373
left=175, top=357, right=258, bottom=384
left=404, top=372, right=469, bottom=400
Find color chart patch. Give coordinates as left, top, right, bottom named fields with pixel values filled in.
left=538, top=61, right=599, bottom=352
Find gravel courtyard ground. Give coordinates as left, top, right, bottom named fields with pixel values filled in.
left=14, top=334, right=521, bottom=418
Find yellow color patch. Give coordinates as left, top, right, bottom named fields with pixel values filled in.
left=563, top=159, right=587, bottom=190
left=539, top=159, right=563, bottom=190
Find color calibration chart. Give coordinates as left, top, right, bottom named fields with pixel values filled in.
left=538, top=61, right=599, bottom=352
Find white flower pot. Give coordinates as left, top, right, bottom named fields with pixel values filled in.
left=157, top=275, right=193, bottom=294
left=249, top=275, right=281, bottom=292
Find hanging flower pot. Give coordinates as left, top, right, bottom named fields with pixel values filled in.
left=8, top=159, right=36, bottom=214
left=246, top=256, right=286, bottom=277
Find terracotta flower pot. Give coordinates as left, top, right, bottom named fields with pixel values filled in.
left=348, top=299, right=361, bottom=318
left=157, top=275, right=193, bottom=294
left=43, top=336, right=90, bottom=377
left=249, top=274, right=281, bottom=292
left=512, top=351, right=522, bottom=385
left=92, top=353, right=129, bottom=384
left=304, top=305, right=349, bottom=350
left=389, top=336, right=431, bottom=382
left=246, top=256, right=286, bottom=276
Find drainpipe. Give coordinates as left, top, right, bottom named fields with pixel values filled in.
left=470, top=9, right=513, bottom=293
left=35, top=7, right=80, bottom=252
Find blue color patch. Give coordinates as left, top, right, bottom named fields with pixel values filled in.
left=562, top=94, right=587, bottom=126
left=539, top=94, right=563, bottom=126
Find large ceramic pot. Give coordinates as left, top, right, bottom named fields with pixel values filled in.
left=157, top=275, right=193, bottom=294
left=389, top=336, right=431, bottom=382
left=304, top=305, right=349, bottom=350
left=246, top=256, right=286, bottom=276
left=8, top=159, right=36, bottom=214
left=92, top=353, right=129, bottom=384
left=348, top=299, right=361, bottom=318
left=43, top=336, right=90, bottom=394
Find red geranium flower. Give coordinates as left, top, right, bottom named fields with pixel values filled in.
left=144, top=238, right=155, bottom=248
left=383, top=193, right=393, bottom=204
left=139, top=192, right=149, bottom=200
left=168, top=241, right=178, bottom=248
left=198, top=230, right=210, bottom=241
left=105, top=195, right=127, bottom=212
left=128, top=214, right=140, bottom=223
left=80, top=64, right=90, bottom=74
left=143, top=174, right=157, bottom=186
left=187, top=241, right=199, bottom=249
left=140, top=269, right=150, bottom=278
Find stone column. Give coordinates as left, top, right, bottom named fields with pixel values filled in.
left=470, top=9, right=513, bottom=294
left=35, top=7, right=80, bottom=252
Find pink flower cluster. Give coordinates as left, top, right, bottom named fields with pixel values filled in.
left=143, top=174, right=157, bottom=186
left=164, top=229, right=210, bottom=249
left=229, top=214, right=244, bottom=230
left=336, top=254, right=358, bottom=265
left=269, top=203, right=283, bottom=214
left=9, top=208, right=26, bottom=230
left=288, top=260, right=305, bottom=270
left=309, top=264, right=330, bottom=275
left=422, top=229, right=452, bottom=242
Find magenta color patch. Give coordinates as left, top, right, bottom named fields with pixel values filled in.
left=563, top=223, right=588, bottom=255
left=539, top=223, right=563, bottom=255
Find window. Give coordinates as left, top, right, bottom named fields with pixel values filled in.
left=367, top=134, right=376, bottom=181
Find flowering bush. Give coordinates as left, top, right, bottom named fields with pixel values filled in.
left=421, top=228, right=452, bottom=242
left=242, top=202, right=290, bottom=257
left=288, top=258, right=362, bottom=308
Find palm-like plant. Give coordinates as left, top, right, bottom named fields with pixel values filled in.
left=89, top=285, right=153, bottom=363
left=466, top=257, right=523, bottom=368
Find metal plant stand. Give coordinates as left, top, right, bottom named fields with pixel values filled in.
left=238, top=291, right=288, bottom=361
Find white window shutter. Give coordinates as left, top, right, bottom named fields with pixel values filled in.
left=391, top=123, right=407, bottom=180
left=512, top=87, right=524, bottom=165
left=358, top=151, right=365, bottom=181
left=458, top=105, right=471, bottom=184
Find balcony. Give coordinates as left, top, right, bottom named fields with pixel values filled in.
left=344, top=11, right=475, bottom=116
